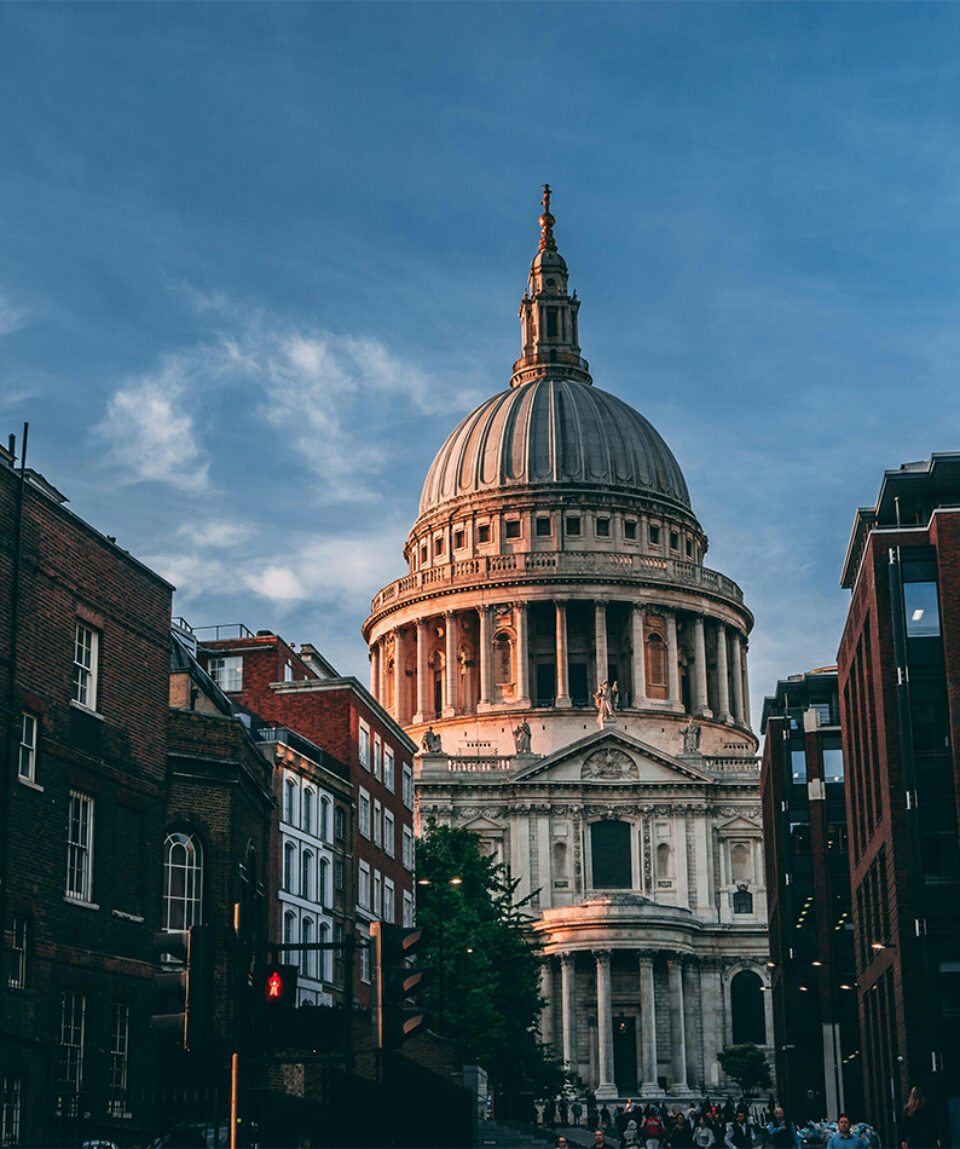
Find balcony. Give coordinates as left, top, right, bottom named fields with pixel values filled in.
left=370, top=551, right=744, bottom=614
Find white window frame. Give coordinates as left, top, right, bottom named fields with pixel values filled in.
left=373, top=870, right=382, bottom=919
left=72, top=623, right=99, bottom=711
left=284, top=841, right=297, bottom=893
left=373, top=734, right=382, bottom=781
left=7, top=917, right=27, bottom=990
left=319, top=857, right=330, bottom=908
left=301, top=849, right=314, bottom=901
left=284, top=777, right=297, bottom=825
left=358, top=861, right=371, bottom=910
left=108, top=1002, right=130, bottom=1117
left=358, top=788, right=371, bottom=839
left=383, top=877, right=395, bottom=924
left=1, top=1076, right=22, bottom=1147
left=58, top=991, right=85, bottom=1114
left=403, top=890, right=415, bottom=927
left=373, top=799, right=382, bottom=848
left=163, top=832, right=203, bottom=932
left=65, top=791, right=94, bottom=904
left=402, top=763, right=414, bottom=810
left=384, top=810, right=395, bottom=858
left=321, top=796, right=331, bottom=842
left=358, top=720, right=371, bottom=770
left=360, top=934, right=371, bottom=984
left=18, top=712, right=38, bottom=783
left=402, top=825, right=415, bottom=871
left=384, top=748, right=395, bottom=793
left=302, top=788, right=314, bottom=835
left=208, top=654, right=242, bottom=692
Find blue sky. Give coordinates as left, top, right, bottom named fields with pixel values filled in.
left=4, top=3, right=960, bottom=720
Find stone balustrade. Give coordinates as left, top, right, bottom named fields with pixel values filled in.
left=370, top=551, right=744, bottom=614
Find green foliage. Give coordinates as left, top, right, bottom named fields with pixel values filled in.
left=717, top=1043, right=772, bottom=1096
left=415, top=820, right=566, bottom=1098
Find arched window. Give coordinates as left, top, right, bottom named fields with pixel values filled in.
left=731, top=843, right=750, bottom=884
left=553, top=841, right=568, bottom=879
left=320, top=797, right=331, bottom=842
left=284, top=842, right=296, bottom=892
left=590, top=820, right=632, bottom=889
left=646, top=634, right=667, bottom=687
left=285, top=778, right=297, bottom=825
left=733, top=887, right=754, bottom=914
left=656, top=842, right=675, bottom=884
left=494, top=632, right=513, bottom=685
left=283, top=909, right=296, bottom=947
left=731, top=970, right=765, bottom=1044
left=163, top=832, right=203, bottom=932
left=303, top=789, right=314, bottom=836
left=319, top=858, right=330, bottom=908
left=320, top=921, right=330, bottom=982
left=301, top=917, right=314, bottom=977
left=301, top=850, right=314, bottom=901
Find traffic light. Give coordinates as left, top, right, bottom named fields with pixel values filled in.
left=371, top=922, right=432, bottom=1048
left=151, top=924, right=214, bottom=1053
left=255, top=963, right=298, bottom=1049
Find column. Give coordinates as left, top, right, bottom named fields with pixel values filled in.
left=478, top=606, right=492, bottom=709
left=414, top=618, right=429, bottom=724
left=540, top=960, right=555, bottom=1048
left=716, top=621, right=731, bottom=723
left=668, top=957, right=689, bottom=1094
left=730, top=630, right=745, bottom=725
left=560, top=953, right=577, bottom=1072
left=443, top=611, right=457, bottom=717
left=595, top=951, right=618, bottom=1100
left=639, top=952, right=662, bottom=1096
left=595, top=600, right=608, bottom=689
left=631, top=603, right=646, bottom=706
left=666, top=610, right=681, bottom=708
left=396, top=627, right=408, bottom=723
left=683, top=957, right=700, bottom=1091
left=693, top=615, right=711, bottom=717
left=369, top=643, right=379, bottom=696
left=700, top=960, right=724, bottom=1089
left=516, top=602, right=531, bottom=708
left=741, top=640, right=752, bottom=729
left=555, top=601, right=571, bottom=708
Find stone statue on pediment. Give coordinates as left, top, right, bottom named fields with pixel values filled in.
left=421, top=726, right=442, bottom=753
left=593, top=680, right=616, bottom=726
left=680, top=718, right=702, bottom=754
left=512, top=719, right=532, bottom=754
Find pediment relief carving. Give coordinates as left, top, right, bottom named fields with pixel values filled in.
left=581, top=747, right=639, bottom=781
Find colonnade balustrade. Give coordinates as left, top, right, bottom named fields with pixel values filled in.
left=369, top=597, right=751, bottom=730
left=543, top=948, right=717, bottom=1100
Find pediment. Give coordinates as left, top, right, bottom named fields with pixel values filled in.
left=717, top=814, right=761, bottom=832
left=512, top=728, right=713, bottom=785
left=461, top=813, right=507, bottom=833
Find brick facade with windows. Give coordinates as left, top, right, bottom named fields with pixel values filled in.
left=197, top=633, right=417, bottom=1006
left=838, top=455, right=960, bottom=1147
left=0, top=440, right=172, bottom=1147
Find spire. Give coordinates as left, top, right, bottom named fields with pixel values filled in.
left=511, top=186, right=591, bottom=388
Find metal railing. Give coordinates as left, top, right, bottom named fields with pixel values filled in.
left=370, top=551, right=744, bottom=613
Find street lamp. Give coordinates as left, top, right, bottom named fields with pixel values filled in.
left=416, top=876, right=462, bottom=1029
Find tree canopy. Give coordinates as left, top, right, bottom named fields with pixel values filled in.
left=717, top=1043, right=772, bottom=1097
left=415, top=820, right=565, bottom=1100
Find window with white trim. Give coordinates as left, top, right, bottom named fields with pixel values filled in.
left=58, top=991, right=85, bottom=1114
left=373, top=799, right=382, bottom=848
left=360, top=935, right=371, bottom=983
left=374, top=735, right=382, bottom=781
left=283, top=909, right=296, bottom=947
left=301, top=850, right=314, bottom=901
left=402, top=763, right=414, bottom=810
left=18, top=712, right=38, bottom=782
left=65, top=791, right=94, bottom=903
left=319, top=858, right=330, bottom=908
left=163, top=832, right=203, bottom=932
left=1, top=1076, right=22, bottom=1147
left=303, top=789, right=314, bottom=835
left=358, top=789, right=371, bottom=839
left=284, top=778, right=297, bottom=825
left=208, top=654, right=242, bottom=692
left=319, top=921, right=330, bottom=982
left=334, top=806, right=345, bottom=840
left=300, top=917, right=314, bottom=977
left=358, top=721, right=371, bottom=770
left=334, top=859, right=345, bottom=893
left=284, top=842, right=296, bottom=892
left=358, top=861, right=371, bottom=910
left=384, top=810, right=395, bottom=858
left=402, top=825, right=415, bottom=871
left=320, top=797, right=331, bottom=842
left=7, top=917, right=27, bottom=990
left=72, top=623, right=99, bottom=710
left=108, top=1003, right=130, bottom=1117
left=383, top=877, right=395, bottom=924
left=373, top=871, right=382, bottom=919
left=384, top=748, right=395, bottom=793
left=402, top=890, right=414, bottom=927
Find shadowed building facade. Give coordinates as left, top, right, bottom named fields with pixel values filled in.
left=362, top=191, right=771, bottom=1101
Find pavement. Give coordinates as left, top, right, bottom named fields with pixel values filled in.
left=475, top=1120, right=603, bottom=1149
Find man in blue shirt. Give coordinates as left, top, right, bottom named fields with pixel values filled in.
left=826, top=1115, right=866, bottom=1149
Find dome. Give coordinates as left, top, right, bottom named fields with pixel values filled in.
left=419, top=375, right=691, bottom=516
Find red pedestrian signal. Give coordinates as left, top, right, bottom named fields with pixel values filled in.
left=259, top=963, right=297, bottom=1008
left=267, top=971, right=282, bottom=999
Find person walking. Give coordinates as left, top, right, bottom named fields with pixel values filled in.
left=765, top=1107, right=800, bottom=1149
left=825, top=1116, right=866, bottom=1149
left=693, top=1116, right=716, bottom=1148
left=725, top=1109, right=757, bottom=1149
left=901, top=1087, right=940, bottom=1149
left=666, top=1113, right=694, bottom=1148
left=573, top=1100, right=584, bottom=1128
left=642, top=1108, right=666, bottom=1149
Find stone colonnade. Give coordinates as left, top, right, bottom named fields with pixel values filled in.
left=541, top=949, right=727, bottom=1100
left=369, top=599, right=750, bottom=727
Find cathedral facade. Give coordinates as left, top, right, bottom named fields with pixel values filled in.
left=362, top=191, right=771, bottom=1102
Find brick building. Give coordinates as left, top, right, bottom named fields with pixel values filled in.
left=195, top=629, right=417, bottom=1006
left=760, top=668, right=862, bottom=1124
left=0, top=435, right=173, bottom=1146
left=838, top=454, right=960, bottom=1146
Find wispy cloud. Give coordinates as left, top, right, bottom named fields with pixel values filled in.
left=0, top=290, right=28, bottom=339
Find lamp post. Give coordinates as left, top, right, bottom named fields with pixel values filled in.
left=417, top=875, right=462, bottom=1029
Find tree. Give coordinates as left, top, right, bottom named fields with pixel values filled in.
left=415, top=821, right=566, bottom=1105
left=717, top=1043, right=772, bottom=1097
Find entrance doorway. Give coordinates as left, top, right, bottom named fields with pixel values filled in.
left=613, top=1015, right=637, bottom=1094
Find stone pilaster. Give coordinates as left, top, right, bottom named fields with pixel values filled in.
left=555, top=600, right=571, bottom=708
left=693, top=615, right=711, bottom=717
left=594, top=950, right=617, bottom=1101
left=516, top=602, right=531, bottom=708
left=639, top=952, right=663, bottom=1096
left=561, top=953, right=577, bottom=1073
left=666, top=610, right=681, bottom=708
left=443, top=611, right=457, bottom=717
left=668, top=957, right=692, bottom=1095
left=595, top=600, right=608, bottom=691
left=478, top=606, right=492, bottom=709
left=631, top=603, right=646, bottom=706
left=730, top=629, right=744, bottom=726
left=414, top=618, right=429, bottom=723
left=716, top=621, right=731, bottom=723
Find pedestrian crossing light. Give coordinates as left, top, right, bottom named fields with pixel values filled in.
left=371, top=922, right=432, bottom=1049
left=260, top=963, right=297, bottom=1008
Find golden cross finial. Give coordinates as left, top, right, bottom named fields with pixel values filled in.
left=538, top=183, right=556, bottom=252
left=542, top=183, right=551, bottom=213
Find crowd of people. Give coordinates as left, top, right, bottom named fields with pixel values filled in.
left=541, top=1096, right=884, bottom=1149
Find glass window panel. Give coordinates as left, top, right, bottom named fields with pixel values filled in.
left=904, top=581, right=941, bottom=638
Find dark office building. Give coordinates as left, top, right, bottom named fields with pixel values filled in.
left=838, top=453, right=960, bottom=1147
left=761, top=668, right=862, bottom=1125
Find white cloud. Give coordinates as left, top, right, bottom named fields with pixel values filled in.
left=243, top=564, right=306, bottom=602
left=178, top=520, right=252, bottom=548
left=95, top=360, right=210, bottom=490
left=0, top=290, right=27, bottom=338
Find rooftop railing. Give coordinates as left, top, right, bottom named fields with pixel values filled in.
left=371, top=551, right=743, bottom=614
